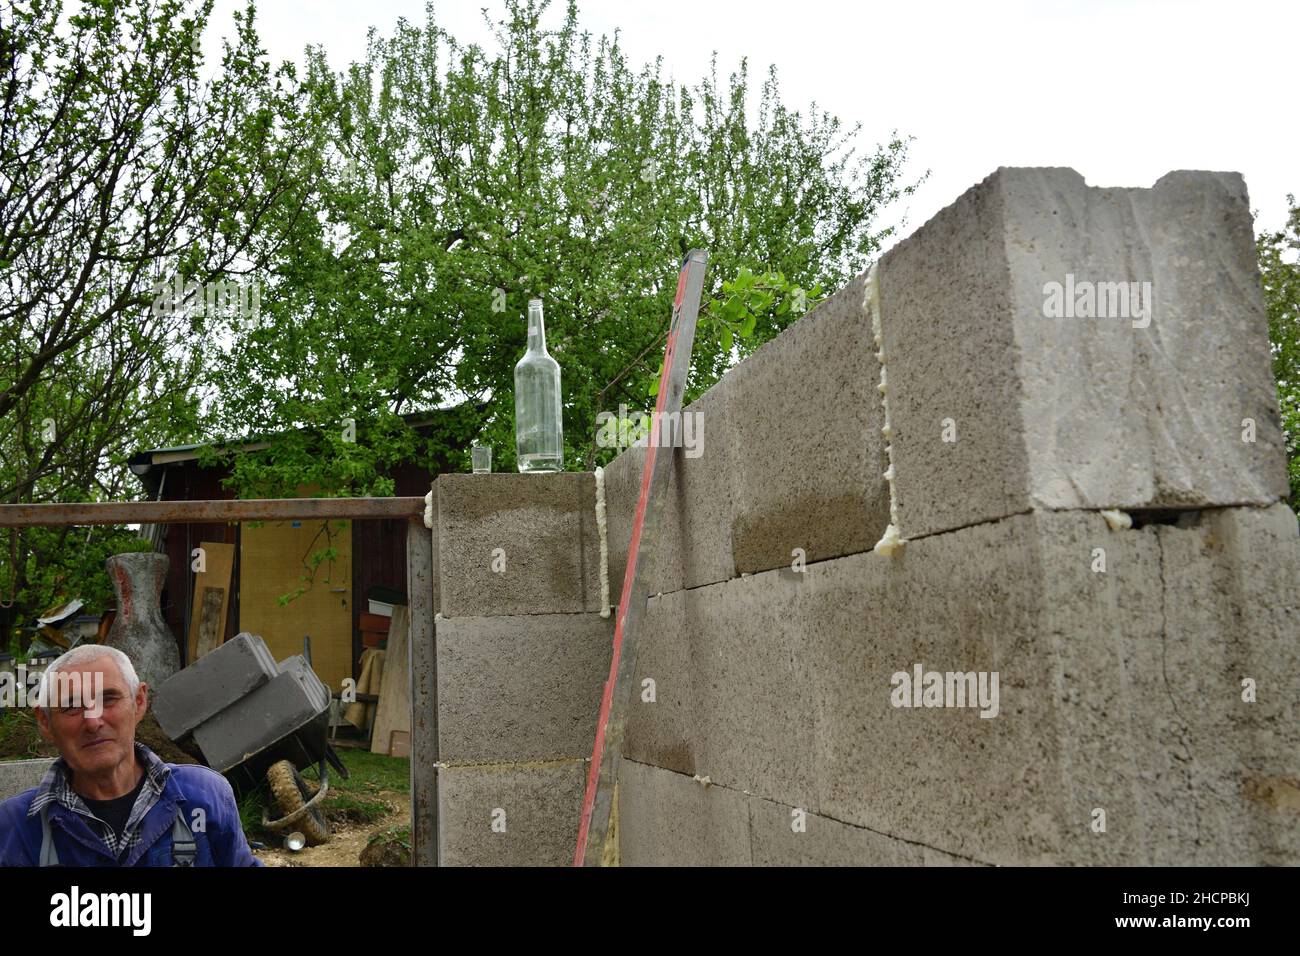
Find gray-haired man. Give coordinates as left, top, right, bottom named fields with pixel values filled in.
left=0, top=645, right=261, bottom=866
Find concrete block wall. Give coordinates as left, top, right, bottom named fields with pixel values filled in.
left=432, top=473, right=611, bottom=865
left=605, top=167, right=1300, bottom=866
left=425, top=166, right=1296, bottom=866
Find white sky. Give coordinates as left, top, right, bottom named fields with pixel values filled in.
left=206, top=0, right=1298, bottom=241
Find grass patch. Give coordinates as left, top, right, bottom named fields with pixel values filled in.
left=306, top=748, right=409, bottom=795
left=237, top=786, right=270, bottom=837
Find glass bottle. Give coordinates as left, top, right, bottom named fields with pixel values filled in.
left=514, top=298, right=563, bottom=472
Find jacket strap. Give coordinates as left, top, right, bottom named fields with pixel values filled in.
left=39, top=804, right=59, bottom=867
left=170, top=812, right=196, bottom=867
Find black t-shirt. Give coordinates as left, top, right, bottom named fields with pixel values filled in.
left=82, top=773, right=147, bottom=841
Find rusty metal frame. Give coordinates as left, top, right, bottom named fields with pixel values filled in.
left=0, top=497, right=425, bottom=527
left=0, top=495, right=439, bottom=867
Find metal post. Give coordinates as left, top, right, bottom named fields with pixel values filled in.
left=406, top=513, right=439, bottom=866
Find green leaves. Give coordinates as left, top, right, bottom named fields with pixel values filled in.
left=720, top=325, right=735, bottom=352
left=0, top=0, right=925, bottom=625
left=1257, top=194, right=1300, bottom=514
left=0, top=0, right=311, bottom=626
left=204, top=0, right=920, bottom=482
left=701, top=268, right=821, bottom=360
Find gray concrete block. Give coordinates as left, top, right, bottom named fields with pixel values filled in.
left=1034, top=510, right=1168, bottom=866
left=612, top=504, right=1298, bottom=864
left=436, top=473, right=603, bottom=617
left=1134, top=504, right=1300, bottom=865
left=436, top=613, right=611, bottom=764
left=663, top=386, right=737, bottom=590
left=804, top=506, right=1300, bottom=866
left=601, top=444, right=679, bottom=602
left=437, top=759, right=586, bottom=866
left=0, top=758, right=56, bottom=802
left=689, top=572, right=820, bottom=812
left=879, top=167, right=1289, bottom=540
left=748, top=798, right=923, bottom=865
left=622, top=590, right=694, bottom=775
left=618, top=759, right=752, bottom=866
left=1005, top=170, right=1287, bottom=511
left=192, top=655, right=330, bottom=773
left=875, top=173, right=1028, bottom=541
left=601, top=385, right=736, bottom=602
left=1024, top=505, right=1300, bottom=866
left=153, top=632, right=279, bottom=741
left=725, top=272, right=891, bottom=574
left=805, top=526, right=1066, bottom=866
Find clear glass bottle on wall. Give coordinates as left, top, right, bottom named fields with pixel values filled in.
left=514, top=298, right=563, bottom=472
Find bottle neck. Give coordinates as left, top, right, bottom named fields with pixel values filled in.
left=527, top=304, right=547, bottom=354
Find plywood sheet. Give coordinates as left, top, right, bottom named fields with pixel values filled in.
left=187, top=542, right=235, bottom=663
left=370, top=604, right=410, bottom=755
left=239, top=520, right=353, bottom=693
left=194, top=586, right=226, bottom=659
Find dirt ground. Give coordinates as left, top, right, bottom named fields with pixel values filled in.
left=254, top=791, right=411, bottom=867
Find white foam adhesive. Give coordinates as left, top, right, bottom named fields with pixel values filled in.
left=423, top=490, right=434, bottom=530
left=865, top=264, right=906, bottom=556
left=1100, top=509, right=1132, bottom=531
left=595, top=466, right=611, bottom=618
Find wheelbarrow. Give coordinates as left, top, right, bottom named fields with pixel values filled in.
left=154, top=633, right=349, bottom=846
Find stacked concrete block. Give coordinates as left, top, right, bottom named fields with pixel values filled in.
left=876, top=167, right=1289, bottom=540
left=153, top=632, right=279, bottom=740
left=193, top=654, right=331, bottom=774
left=601, top=383, right=737, bottom=602
left=602, top=270, right=893, bottom=597
left=806, top=516, right=1130, bottom=866
left=617, top=758, right=964, bottom=866
left=1111, top=505, right=1300, bottom=865
left=622, top=590, right=694, bottom=775
left=436, top=613, right=611, bottom=764
left=616, top=505, right=1300, bottom=866
left=688, top=571, right=820, bottom=812
left=438, top=760, right=587, bottom=867
left=617, top=758, right=752, bottom=866
left=428, top=169, right=1296, bottom=867
left=721, top=270, right=891, bottom=573
left=433, top=472, right=612, bottom=866
left=601, top=167, right=1298, bottom=866
left=436, top=473, right=603, bottom=617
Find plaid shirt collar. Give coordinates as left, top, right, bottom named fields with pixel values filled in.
left=28, top=742, right=173, bottom=858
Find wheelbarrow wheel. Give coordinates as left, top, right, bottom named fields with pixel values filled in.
left=267, top=760, right=330, bottom=846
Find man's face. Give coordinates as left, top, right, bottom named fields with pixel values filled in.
left=34, top=656, right=149, bottom=779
